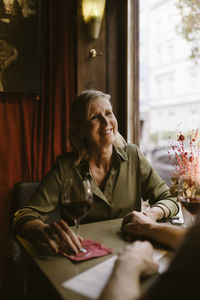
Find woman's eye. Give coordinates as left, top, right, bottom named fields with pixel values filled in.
left=90, top=115, right=98, bottom=120
left=106, top=111, right=112, bottom=116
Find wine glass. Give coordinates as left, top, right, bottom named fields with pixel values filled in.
left=61, top=177, right=93, bottom=236
left=178, top=195, right=200, bottom=220
left=177, top=176, right=200, bottom=222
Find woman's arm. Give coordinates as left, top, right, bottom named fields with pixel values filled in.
left=137, top=146, right=179, bottom=218
left=13, top=155, right=84, bottom=255
left=144, top=204, right=170, bottom=221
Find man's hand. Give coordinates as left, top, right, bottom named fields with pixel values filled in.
left=117, top=240, right=159, bottom=277
left=121, top=210, right=186, bottom=249
left=121, top=211, right=156, bottom=240
left=100, top=241, right=158, bottom=300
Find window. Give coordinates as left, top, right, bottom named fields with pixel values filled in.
left=139, top=0, right=200, bottom=184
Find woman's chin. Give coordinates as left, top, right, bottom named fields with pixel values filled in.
left=100, top=137, right=115, bottom=147
left=89, top=134, right=116, bottom=149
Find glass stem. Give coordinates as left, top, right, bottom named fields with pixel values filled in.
left=74, top=219, right=87, bottom=253
left=74, top=219, right=80, bottom=236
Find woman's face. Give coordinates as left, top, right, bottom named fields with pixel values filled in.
left=84, top=97, right=118, bottom=149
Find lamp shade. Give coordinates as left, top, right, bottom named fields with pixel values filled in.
left=82, top=0, right=106, bottom=39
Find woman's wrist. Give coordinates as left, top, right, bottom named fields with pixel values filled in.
left=147, top=204, right=171, bottom=221
left=22, top=219, right=48, bottom=240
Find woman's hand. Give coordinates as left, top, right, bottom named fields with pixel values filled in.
left=22, top=219, right=82, bottom=256
left=42, top=219, right=83, bottom=256
left=121, top=211, right=155, bottom=241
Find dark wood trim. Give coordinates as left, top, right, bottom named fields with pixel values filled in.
left=126, top=0, right=139, bottom=145
left=77, top=0, right=106, bottom=93
left=105, top=0, right=127, bottom=139
left=105, top=0, right=139, bottom=143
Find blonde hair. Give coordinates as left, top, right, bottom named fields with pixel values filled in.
left=69, top=89, right=126, bottom=165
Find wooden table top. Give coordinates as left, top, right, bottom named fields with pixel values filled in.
left=17, top=218, right=173, bottom=300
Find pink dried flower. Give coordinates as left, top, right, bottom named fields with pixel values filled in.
left=178, top=134, right=185, bottom=142
left=169, top=129, right=200, bottom=185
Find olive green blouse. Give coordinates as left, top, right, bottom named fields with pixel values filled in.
left=13, top=144, right=179, bottom=233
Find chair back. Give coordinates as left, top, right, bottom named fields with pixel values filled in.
left=12, top=181, right=61, bottom=223
left=12, top=181, right=40, bottom=213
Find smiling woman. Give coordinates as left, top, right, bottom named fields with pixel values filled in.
left=74, top=92, right=119, bottom=189
left=87, top=98, right=118, bottom=147
left=69, top=90, right=124, bottom=166
left=13, top=89, right=179, bottom=257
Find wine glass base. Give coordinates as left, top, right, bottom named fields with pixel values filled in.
left=80, top=247, right=87, bottom=253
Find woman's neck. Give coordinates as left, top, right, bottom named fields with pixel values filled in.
left=89, top=145, right=113, bottom=170
left=89, top=145, right=113, bottom=189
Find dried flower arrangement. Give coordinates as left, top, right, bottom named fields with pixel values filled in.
left=169, top=129, right=200, bottom=201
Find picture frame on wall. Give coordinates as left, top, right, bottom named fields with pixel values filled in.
left=0, top=0, right=41, bottom=94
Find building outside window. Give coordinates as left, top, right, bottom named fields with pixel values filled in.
left=139, top=0, right=200, bottom=185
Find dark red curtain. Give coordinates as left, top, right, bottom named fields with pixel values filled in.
left=0, top=0, right=76, bottom=284
left=36, top=0, right=76, bottom=175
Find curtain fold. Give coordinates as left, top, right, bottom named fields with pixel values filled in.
left=36, top=0, right=76, bottom=177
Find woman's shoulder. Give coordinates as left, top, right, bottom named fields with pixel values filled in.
left=123, top=143, right=140, bottom=155
left=124, top=143, right=149, bottom=163
left=115, top=143, right=141, bottom=162
left=56, top=152, right=75, bottom=166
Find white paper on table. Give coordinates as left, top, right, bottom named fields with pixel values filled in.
left=62, top=249, right=168, bottom=300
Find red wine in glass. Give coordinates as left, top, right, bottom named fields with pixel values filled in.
left=179, top=196, right=200, bottom=217
left=62, top=200, right=92, bottom=222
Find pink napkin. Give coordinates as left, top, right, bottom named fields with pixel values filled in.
left=67, top=238, right=113, bottom=261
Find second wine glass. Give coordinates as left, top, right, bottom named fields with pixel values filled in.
left=177, top=176, right=200, bottom=222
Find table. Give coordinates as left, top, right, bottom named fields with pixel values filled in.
left=17, top=218, right=173, bottom=300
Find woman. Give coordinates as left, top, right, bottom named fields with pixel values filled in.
left=13, top=89, right=179, bottom=256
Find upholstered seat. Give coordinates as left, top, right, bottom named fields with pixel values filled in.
left=4, top=181, right=62, bottom=299
left=4, top=182, right=40, bottom=299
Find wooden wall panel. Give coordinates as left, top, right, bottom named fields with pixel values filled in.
left=106, top=0, right=128, bottom=139
left=77, top=0, right=106, bottom=92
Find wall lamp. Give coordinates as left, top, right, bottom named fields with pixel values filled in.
left=82, top=0, right=106, bottom=39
